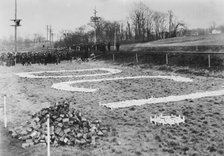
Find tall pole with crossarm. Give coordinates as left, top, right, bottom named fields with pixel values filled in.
left=90, top=7, right=99, bottom=49
left=11, top=0, right=21, bottom=64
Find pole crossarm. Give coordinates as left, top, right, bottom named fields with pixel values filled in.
left=10, top=0, right=22, bottom=64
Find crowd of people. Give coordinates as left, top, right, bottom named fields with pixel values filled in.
left=0, top=41, right=120, bottom=67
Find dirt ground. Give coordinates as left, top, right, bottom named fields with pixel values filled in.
left=1, top=60, right=224, bottom=156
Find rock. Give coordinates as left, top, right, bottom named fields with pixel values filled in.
left=8, top=128, right=18, bottom=138
left=64, top=137, right=69, bottom=143
left=59, top=136, right=65, bottom=142
left=34, top=117, right=40, bottom=122
left=97, top=131, right=104, bottom=136
left=91, top=136, right=96, bottom=146
left=26, top=127, right=33, bottom=133
left=58, top=130, right=65, bottom=137
left=57, top=123, right=63, bottom=128
left=64, top=128, right=71, bottom=134
left=63, top=118, right=69, bottom=123
left=26, top=139, right=34, bottom=144
left=54, top=127, right=62, bottom=135
left=30, top=131, right=38, bottom=138
left=39, top=139, right=46, bottom=143
left=11, top=131, right=18, bottom=138
left=20, top=129, right=28, bottom=136
left=10, top=100, right=110, bottom=147
left=56, top=117, right=62, bottom=122
left=22, top=142, right=34, bottom=148
left=35, top=142, right=46, bottom=148
left=33, top=138, right=40, bottom=144
left=77, top=133, right=83, bottom=138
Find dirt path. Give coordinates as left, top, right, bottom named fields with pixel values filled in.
left=0, top=66, right=50, bottom=156
left=0, top=122, right=28, bottom=156
left=0, top=67, right=27, bottom=156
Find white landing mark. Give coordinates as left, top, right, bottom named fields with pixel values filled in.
left=15, top=68, right=122, bottom=78
left=51, top=75, right=193, bottom=92
left=100, top=89, right=224, bottom=109
left=150, top=114, right=185, bottom=125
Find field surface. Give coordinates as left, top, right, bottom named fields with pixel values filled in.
left=121, top=34, right=224, bottom=52
left=1, top=60, right=224, bottom=156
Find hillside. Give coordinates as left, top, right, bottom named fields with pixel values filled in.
left=121, top=34, right=224, bottom=52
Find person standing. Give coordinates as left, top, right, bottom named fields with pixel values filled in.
left=116, top=42, right=120, bottom=52
left=107, top=41, right=111, bottom=52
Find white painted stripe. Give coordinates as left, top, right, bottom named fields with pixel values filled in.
left=52, top=75, right=193, bottom=92
left=16, top=68, right=122, bottom=78
left=100, top=89, right=224, bottom=108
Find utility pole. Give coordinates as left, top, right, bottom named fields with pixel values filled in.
left=49, top=26, right=51, bottom=47
left=114, top=24, right=117, bottom=51
left=93, top=7, right=97, bottom=44
left=15, top=0, right=17, bottom=54
left=91, top=7, right=99, bottom=48
left=46, top=25, right=49, bottom=47
left=11, top=0, right=21, bottom=64
left=51, top=32, right=54, bottom=48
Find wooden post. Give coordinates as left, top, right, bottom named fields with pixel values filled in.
left=112, top=54, right=115, bottom=62
left=196, top=46, right=198, bottom=51
left=47, top=114, right=50, bottom=156
left=4, top=95, right=7, bottom=128
left=166, top=53, right=169, bottom=65
left=208, top=54, right=211, bottom=68
left=135, top=53, right=138, bottom=63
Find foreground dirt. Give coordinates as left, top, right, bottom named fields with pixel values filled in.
left=1, top=61, right=224, bottom=156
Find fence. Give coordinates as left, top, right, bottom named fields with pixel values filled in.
left=96, top=50, right=224, bottom=68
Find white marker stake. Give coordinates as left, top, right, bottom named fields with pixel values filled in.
left=47, top=114, right=50, bottom=156
left=3, top=95, right=7, bottom=128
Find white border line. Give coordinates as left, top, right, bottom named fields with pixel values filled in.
left=100, top=89, right=224, bottom=108
left=52, top=75, right=193, bottom=92
left=15, top=68, right=122, bottom=78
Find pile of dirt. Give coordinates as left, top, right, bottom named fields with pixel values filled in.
left=8, top=101, right=109, bottom=148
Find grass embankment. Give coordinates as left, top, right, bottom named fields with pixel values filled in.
left=120, top=34, right=224, bottom=53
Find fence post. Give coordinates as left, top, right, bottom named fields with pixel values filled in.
left=208, top=54, right=211, bottom=68
left=112, top=54, right=115, bottom=62
left=196, top=46, right=199, bottom=51
left=135, top=53, right=138, bottom=63
left=166, top=53, right=169, bottom=65
left=4, top=95, right=7, bottom=128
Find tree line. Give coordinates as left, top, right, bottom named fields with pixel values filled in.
left=2, top=1, right=224, bottom=52
left=55, top=2, right=187, bottom=48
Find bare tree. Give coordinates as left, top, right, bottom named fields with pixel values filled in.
left=145, top=8, right=154, bottom=41
left=209, top=21, right=216, bottom=33
left=129, top=2, right=149, bottom=41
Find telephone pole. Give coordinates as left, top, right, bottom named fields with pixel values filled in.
left=15, top=0, right=17, bottom=54
left=114, top=24, right=117, bottom=51
left=46, top=25, right=53, bottom=48
left=11, top=0, right=21, bottom=64
left=49, top=26, right=51, bottom=47
left=46, top=25, right=49, bottom=47
left=91, top=7, right=99, bottom=46
left=51, top=32, right=54, bottom=48
left=93, top=7, right=97, bottom=44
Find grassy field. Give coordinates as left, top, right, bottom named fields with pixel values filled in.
left=121, top=34, right=224, bottom=52
left=1, top=60, right=224, bottom=156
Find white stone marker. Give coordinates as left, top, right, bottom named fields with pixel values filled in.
left=4, top=95, right=7, bottom=128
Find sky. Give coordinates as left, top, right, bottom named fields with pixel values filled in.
left=0, top=0, right=224, bottom=40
